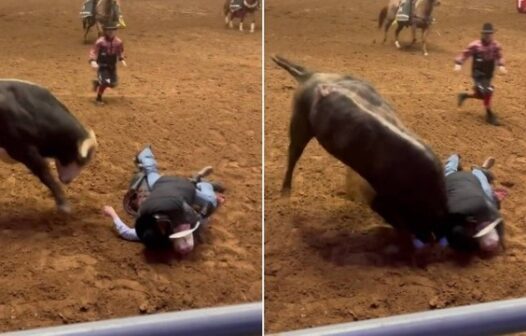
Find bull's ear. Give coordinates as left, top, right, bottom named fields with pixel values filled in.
left=79, top=128, right=98, bottom=160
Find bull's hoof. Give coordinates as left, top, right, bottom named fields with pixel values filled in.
left=58, top=203, right=72, bottom=214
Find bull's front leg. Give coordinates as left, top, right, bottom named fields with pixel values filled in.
left=19, top=147, right=70, bottom=213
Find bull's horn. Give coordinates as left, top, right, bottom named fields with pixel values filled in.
left=473, top=217, right=503, bottom=238
left=79, top=128, right=97, bottom=159
left=169, top=221, right=201, bottom=240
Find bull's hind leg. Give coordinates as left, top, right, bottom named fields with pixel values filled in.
left=282, top=111, right=313, bottom=196
left=14, top=147, right=70, bottom=213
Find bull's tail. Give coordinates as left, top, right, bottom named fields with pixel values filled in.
left=271, top=55, right=313, bottom=83
left=378, top=6, right=388, bottom=29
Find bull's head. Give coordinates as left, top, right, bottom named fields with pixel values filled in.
left=56, top=128, right=98, bottom=184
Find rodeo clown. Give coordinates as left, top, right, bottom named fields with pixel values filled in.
left=89, top=24, right=126, bottom=104
left=454, top=22, right=507, bottom=126
left=102, top=146, right=226, bottom=255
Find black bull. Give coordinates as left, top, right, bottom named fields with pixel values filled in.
left=0, top=80, right=97, bottom=213
left=273, top=56, right=449, bottom=243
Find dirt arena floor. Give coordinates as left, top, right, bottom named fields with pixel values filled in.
left=0, top=0, right=261, bottom=332
left=265, top=0, right=526, bottom=333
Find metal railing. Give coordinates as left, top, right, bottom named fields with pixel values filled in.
left=2, top=302, right=262, bottom=336
left=275, top=297, right=526, bottom=336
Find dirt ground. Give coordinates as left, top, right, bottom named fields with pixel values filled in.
left=265, top=0, right=526, bottom=333
left=0, top=0, right=261, bottom=332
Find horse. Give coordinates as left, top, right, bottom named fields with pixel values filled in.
left=378, top=0, right=440, bottom=56
left=81, top=0, right=122, bottom=42
left=223, top=0, right=260, bottom=33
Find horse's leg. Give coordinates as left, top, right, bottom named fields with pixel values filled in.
left=422, top=28, right=429, bottom=56
left=394, top=23, right=404, bottom=49
left=239, top=14, right=244, bottom=31
left=410, top=23, right=417, bottom=45
left=383, top=19, right=394, bottom=43
left=96, top=21, right=103, bottom=37
left=249, top=12, right=255, bottom=33
left=228, top=13, right=234, bottom=29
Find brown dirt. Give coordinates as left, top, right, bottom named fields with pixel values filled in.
left=0, top=0, right=261, bottom=332
left=265, top=0, right=526, bottom=333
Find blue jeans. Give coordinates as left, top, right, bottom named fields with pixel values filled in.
left=444, top=154, right=493, bottom=199
left=136, top=146, right=161, bottom=188
left=136, top=146, right=218, bottom=208
left=195, top=182, right=218, bottom=209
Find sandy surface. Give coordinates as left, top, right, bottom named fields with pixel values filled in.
left=265, top=0, right=526, bottom=332
left=0, top=0, right=261, bottom=332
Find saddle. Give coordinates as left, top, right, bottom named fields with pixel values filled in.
left=229, top=0, right=244, bottom=13
left=395, top=0, right=412, bottom=23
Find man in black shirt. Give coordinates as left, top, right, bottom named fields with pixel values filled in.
left=102, top=146, right=225, bottom=255
left=441, top=154, right=507, bottom=253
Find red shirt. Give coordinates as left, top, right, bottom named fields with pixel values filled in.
left=89, top=36, right=125, bottom=66
left=455, top=39, right=504, bottom=66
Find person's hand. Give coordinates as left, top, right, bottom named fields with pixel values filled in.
left=121, top=60, right=127, bottom=67
left=453, top=64, right=462, bottom=72
left=499, top=66, right=507, bottom=74
left=102, top=205, right=117, bottom=219
left=216, top=193, right=225, bottom=205
left=90, top=60, right=99, bottom=70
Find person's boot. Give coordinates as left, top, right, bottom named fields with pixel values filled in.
left=485, top=108, right=500, bottom=126
left=482, top=157, right=495, bottom=170
left=191, top=166, right=213, bottom=183
left=96, top=94, right=103, bottom=105
left=457, top=93, right=468, bottom=107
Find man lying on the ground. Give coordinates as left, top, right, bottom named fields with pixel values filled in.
left=102, top=146, right=225, bottom=255
left=413, top=154, right=508, bottom=254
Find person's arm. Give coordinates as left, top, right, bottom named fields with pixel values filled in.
left=117, top=40, right=127, bottom=66
left=102, top=206, right=140, bottom=241
left=454, top=41, right=476, bottom=70
left=495, top=42, right=506, bottom=73
left=89, top=40, right=101, bottom=69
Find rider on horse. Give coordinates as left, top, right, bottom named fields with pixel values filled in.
left=80, top=0, right=126, bottom=28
